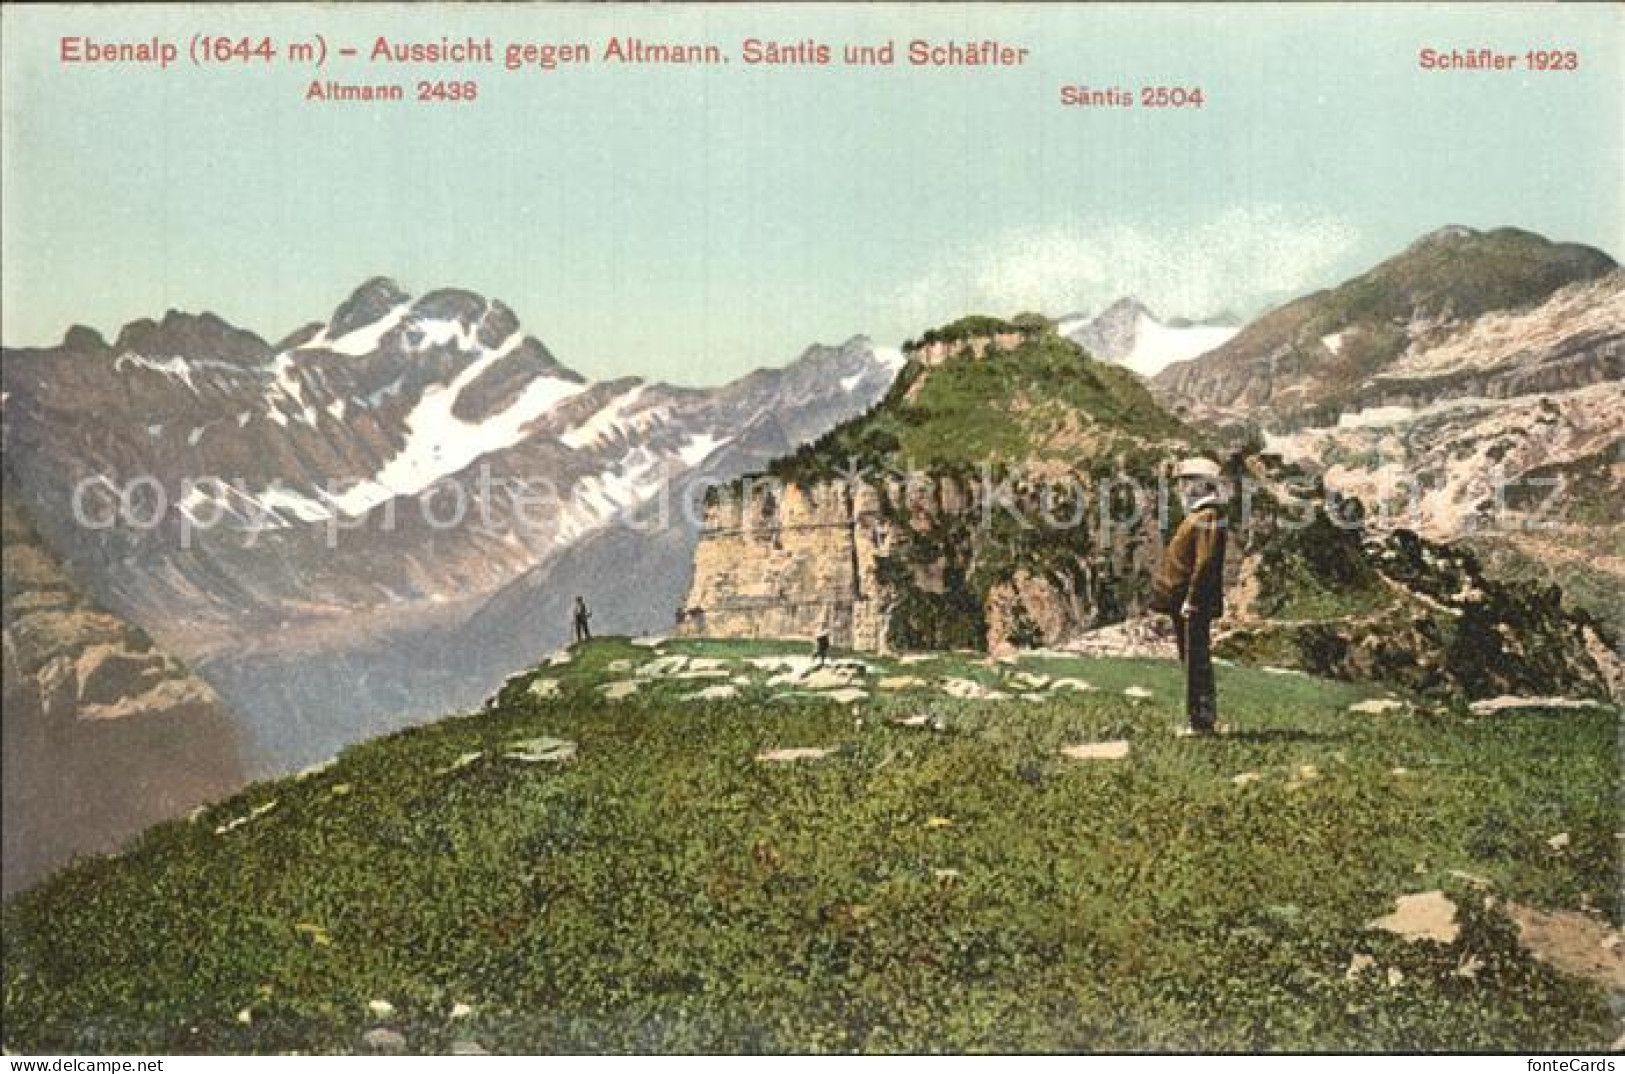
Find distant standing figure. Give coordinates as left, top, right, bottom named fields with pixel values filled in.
left=1150, top=458, right=1228, bottom=734
left=572, top=596, right=593, bottom=643
left=814, top=620, right=832, bottom=668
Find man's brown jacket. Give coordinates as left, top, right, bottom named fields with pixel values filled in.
left=1150, top=503, right=1227, bottom=617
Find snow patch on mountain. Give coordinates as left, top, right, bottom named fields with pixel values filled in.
left=678, top=432, right=725, bottom=467
left=302, top=303, right=411, bottom=357
left=871, top=345, right=907, bottom=372
left=404, top=315, right=487, bottom=355
left=113, top=354, right=201, bottom=393
left=177, top=480, right=332, bottom=528
left=559, top=386, right=651, bottom=450
left=268, top=353, right=319, bottom=426
left=1065, top=300, right=1237, bottom=377
left=328, top=332, right=584, bottom=516
left=259, top=485, right=334, bottom=523
left=1122, top=316, right=1238, bottom=377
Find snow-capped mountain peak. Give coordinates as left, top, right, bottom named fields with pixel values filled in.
left=1065, top=297, right=1238, bottom=377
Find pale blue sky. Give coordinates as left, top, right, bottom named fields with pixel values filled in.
left=3, top=3, right=1620, bottom=383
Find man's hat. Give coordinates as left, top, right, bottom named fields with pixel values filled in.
left=1174, top=457, right=1223, bottom=480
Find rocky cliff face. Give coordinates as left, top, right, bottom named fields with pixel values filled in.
left=680, top=480, right=893, bottom=649
left=1218, top=508, right=1623, bottom=703
left=679, top=472, right=1152, bottom=655
left=679, top=322, right=1198, bottom=654
left=2, top=473, right=243, bottom=893
left=1153, top=227, right=1617, bottom=425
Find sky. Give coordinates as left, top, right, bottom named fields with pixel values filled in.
left=3, top=2, right=1620, bottom=385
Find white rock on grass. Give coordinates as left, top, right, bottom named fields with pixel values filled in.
left=756, top=746, right=837, bottom=763
left=897, top=654, right=935, bottom=665
left=1048, top=678, right=1096, bottom=693
left=1007, top=672, right=1052, bottom=691
left=449, top=1002, right=475, bottom=1020
left=939, top=678, right=1009, bottom=701
left=363, top=1028, right=407, bottom=1053
left=449, top=1040, right=489, bottom=1056
left=892, top=713, right=932, bottom=728
left=1547, top=832, right=1571, bottom=851
left=1231, top=771, right=1264, bottom=786
left=1345, top=953, right=1375, bottom=980
left=1283, top=764, right=1321, bottom=792
left=436, top=751, right=483, bottom=776
left=878, top=676, right=929, bottom=690
left=294, top=758, right=336, bottom=781
left=1123, top=686, right=1154, bottom=700
left=684, top=684, right=739, bottom=701
left=527, top=678, right=561, bottom=699
left=368, top=999, right=397, bottom=1019
left=631, top=635, right=667, bottom=648
left=505, top=737, right=577, bottom=763
left=1018, top=648, right=1077, bottom=661
left=1060, top=740, right=1131, bottom=761
left=546, top=649, right=572, bottom=666
left=1262, top=666, right=1304, bottom=676
left=1468, top=695, right=1609, bottom=715
left=752, top=654, right=873, bottom=679
left=1366, top=890, right=1460, bottom=944
left=215, top=801, right=277, bottom=836
left=1507, top=902, right=1625, bottom=989
left=1349, top=698, right=1405, bottom=715
left=605, top=660, right=634, bottom=673
left=801, top=666, right=864, bottom=690
left=638, top=655, right=690, bottom=678
left=600, top=680, right=640, bottom=700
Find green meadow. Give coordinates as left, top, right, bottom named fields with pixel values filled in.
left=3, top=638, right=1618, bottom=1054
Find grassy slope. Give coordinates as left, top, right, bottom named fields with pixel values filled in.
left=769, top=330, right=1190, bottom=481
left=3, top=638, right=1618, bottom=1054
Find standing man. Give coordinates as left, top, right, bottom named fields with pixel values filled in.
left=1151, top=458, right=1228, bottom=735
left=813, top=616, right=832, bottom=668
left=572, top=595, right=593, bottom=643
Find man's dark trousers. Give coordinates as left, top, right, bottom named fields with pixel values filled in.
left=1170, top=610, right=1217, bottom=729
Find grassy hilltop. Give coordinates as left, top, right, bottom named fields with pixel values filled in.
left=4, top=637, right=1619, bottom=1054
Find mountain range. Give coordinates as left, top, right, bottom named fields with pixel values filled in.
left=1150, top=226, right=1623, bottom=634
left=4, top=225, right=1622, bottom=894
left=1152, top=226, right=1618, bottom=424
left=1, top=281, right=903, bottom=864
